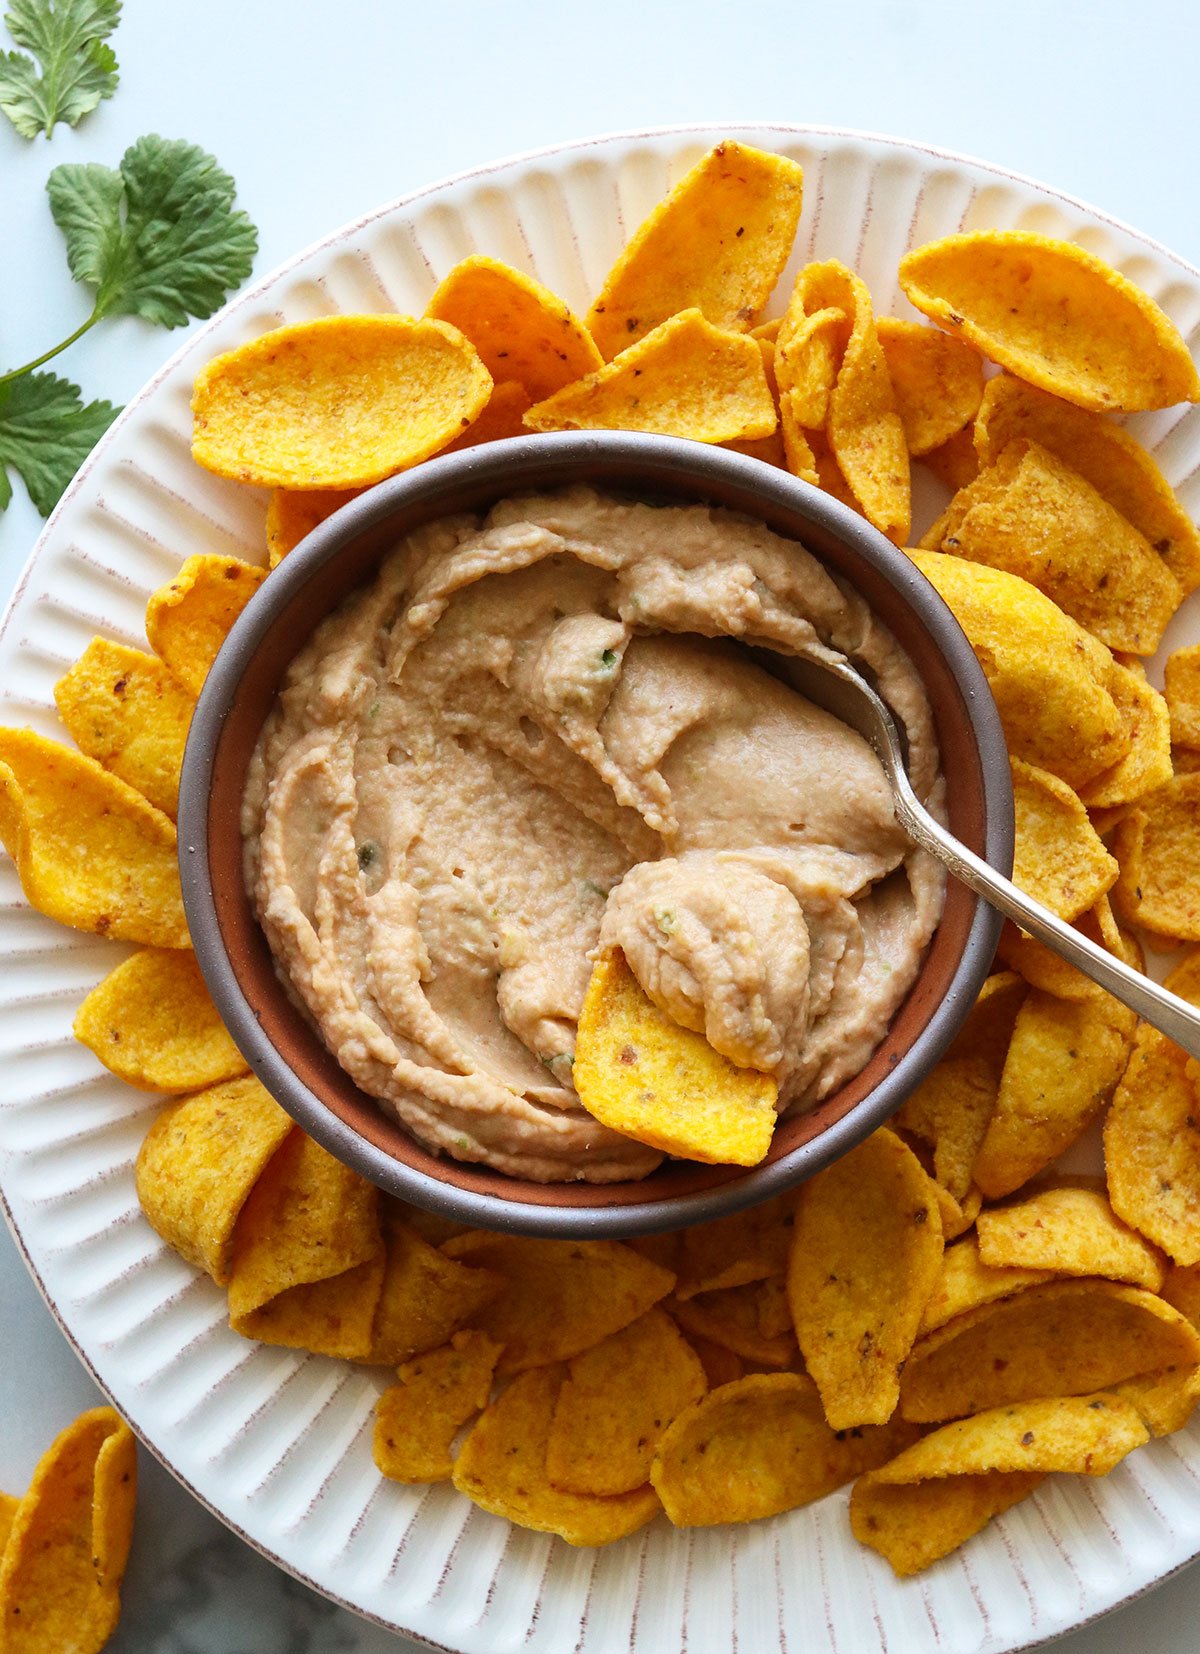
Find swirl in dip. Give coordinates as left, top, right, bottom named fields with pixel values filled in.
left=243, top=487, right=944, bottom=1183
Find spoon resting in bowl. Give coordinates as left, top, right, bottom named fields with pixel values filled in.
left=776, top=649, right=1200, bottom=1062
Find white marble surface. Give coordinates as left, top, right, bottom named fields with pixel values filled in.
left=2, top=1, right=1200, bottom=1647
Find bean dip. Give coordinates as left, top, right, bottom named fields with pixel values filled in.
left=243, top=488, right=944, bottom=1182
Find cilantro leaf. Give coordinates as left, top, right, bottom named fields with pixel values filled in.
left=47, top=135, right=258, bottom=327
left=0, top=370, right=118, bottom=514
left=0, top=0, right=120, bottom=139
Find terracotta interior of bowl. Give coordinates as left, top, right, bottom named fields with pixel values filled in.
left=202, top=442, right=1003, bottom=1211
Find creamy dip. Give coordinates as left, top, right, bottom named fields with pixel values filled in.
left=243, top=488, right=944, bottom=1183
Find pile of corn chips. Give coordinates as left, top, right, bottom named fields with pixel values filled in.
left=4, top=138, right=1200, bottom=1583
left=0, top=1408, right=136, bottom=1651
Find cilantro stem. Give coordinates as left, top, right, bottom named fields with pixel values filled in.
left=0, top=310, right=101, bottom=390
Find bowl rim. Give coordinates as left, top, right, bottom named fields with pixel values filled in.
left=179, top=430, right=1012, bottom=1236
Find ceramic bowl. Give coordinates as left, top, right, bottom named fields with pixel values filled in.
left=178, top=429, right=1012, bottom=1236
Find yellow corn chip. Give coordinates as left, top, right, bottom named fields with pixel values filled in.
left=1077, top=659, right=1173, bottom=809
left=373, top=1330, right=502, bottom=1484
left=997, top=892, right=1141, bottom=1004
left=0, top=1407, right=136, bottom=1654
left=1163, top=1260, right=1200, bottom=1331
left=135, top=1075, right=293, bottom=1284
left=910, top=552, right=1133, bottom=790
left=681, top=1333, right=744, bottom=1389
left=1105, top=1024, right=1200, bottom=1265
left=899, top=231, right=1200, bottom=412
left=917, top=1163, right=959, bottom=1229
left=809, top=426, right=865, bottom=513
left=226, top=1129, right=382, bottom=1321
left=0, top=1493, right=16, bottom=1558
left=438, top=378, right=533, bottom=454
left=974, top=375, right=1200, bottom=594
left=922, top=440, right=1182, bottom=655
left=573, top=949, right=778, bottom=1166
left=724, top=427, right=787, bottom=469
left=977, top=1184, right=1166, bottom=1291
left=1010, top=756, right=1118, bottom=921
left=899, top=1281, right=1200, bottom=1423
left=363, top=1219, right=503, bottom=1366
left=782, top=262, right=910, bottom=542
left=973, top=990, right=1135, bottom=1199
left=192, top=314, right=492, bottom=488
left=1005, top=895, right=1108, bottom=1000
left=1165, top=949, right=1200, bottom=1008
left=1095, top=888, right=1139, bottom=958
left=777, top=393, right=820, bottom=485
left=877, top=316, right=985, bottom=456
left=722, top=335, right=786, bottom=467
left=918, top=1234, right=1057, bottom=1337
left=858, top=1471, right=1044, bottom=1578
left=441, top=1230, right=675, bottom=1373
left=1165, top=644, right=1200, bottom=750
left=53, top=639, right=195, bottom=818
left=265, top=487, right=362, bottom=567
left=0, top=728, right=187, bottom=947
left=545, top=1308, right=707, bottom=1496
left=673, top=1189, right=795, bottom=1300
left=724, top=429, right=787, bottom=469
left=1112, top=1364, right=1200, bottom=1437
left=524, top=309, right=777, bottom=445
left=586, top=141, right=804, bottom=359
left=651, top=1372, right=919, bottom=1527
left=936, top=1183, right=984, bottom=1242
left=74, top=947, right=247, bottom=1092
left=897, top=972, right=1026, bottom=1200
left=625, top=1229, right=684, bottom=1274
left=749, top=1272, right=794, bottom=1340
left=774, top=303, right=849, bottom=430
left=232, top=1251, right=387, bottom=1357
left=1112, top=774, right=1200, bottom=939
left=145, top=554, right=266, bottom=697
left=453, top=1366, right=660, bottom=1546
left=668, top=1278, right=799, bottom=1369
left=426, top=256, right=602, bottom=401
left=395, top=1201, right=470, bottom=1248
left=788, top=1127, right=945, bottom=1429
left=851, top=1392, right=1147, bottom=1576
left=919, top=426, right=980, bottom=492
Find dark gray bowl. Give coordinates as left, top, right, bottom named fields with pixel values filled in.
left=178, top=432, right=1012, bottom=1237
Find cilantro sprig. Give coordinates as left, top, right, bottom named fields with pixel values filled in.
left=0, top=0, right=120, bottom=139
left=0, top=372, right=117, bottom=513
left=6, top=137, right=259, bottom=381
left=0, top=136, right=257, bottom=516
left=47, top=136, right=259, bottom=329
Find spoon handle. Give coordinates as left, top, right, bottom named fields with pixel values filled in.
left=895, top=782, right=1200, bottom=1060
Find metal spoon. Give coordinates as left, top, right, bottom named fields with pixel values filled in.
left=778, top=649, right=1200, bottom=1061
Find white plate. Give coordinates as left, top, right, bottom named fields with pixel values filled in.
left=3, top=123, right=1200, bottom=1654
